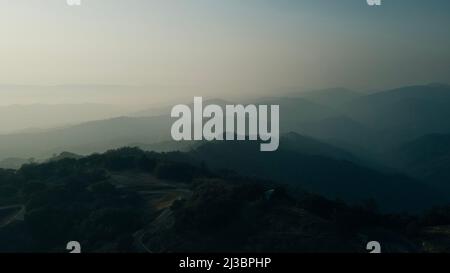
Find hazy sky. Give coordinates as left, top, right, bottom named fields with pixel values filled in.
left=0, top=0, right=449, bottom=103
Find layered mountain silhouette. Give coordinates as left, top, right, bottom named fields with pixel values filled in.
left=0, top=84, right=448, bottom=213
left=343, top=84, right=450, bottom=148
left=0, top=104, right=131, bottom=134
left=0, top=116, right=171, bottom=160
left=188, top=133, right=444, bottom=212
left=1, top=83, right=450, bottom=252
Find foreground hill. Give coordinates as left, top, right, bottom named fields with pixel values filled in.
left=0, top=147, right=450, bottom=252
left=393, top=134, right=450, bottom=190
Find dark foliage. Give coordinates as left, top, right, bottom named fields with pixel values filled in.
left=0, top=147, right=449, bottom=252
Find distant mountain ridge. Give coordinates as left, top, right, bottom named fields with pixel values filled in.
left=0, top=115, right=171, bottom=160
left=290, top=88, right=362, bottom=107
left=0, top=103, right=133, bottom=134
left=189, top=133, right=443, bottom=212
left=343, top=84, right=450, bottom=146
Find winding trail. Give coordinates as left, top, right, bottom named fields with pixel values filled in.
left=0, top=205, right=25, bottom=228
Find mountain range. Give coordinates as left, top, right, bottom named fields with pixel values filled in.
left=0, top=83, right=449, bottom=212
